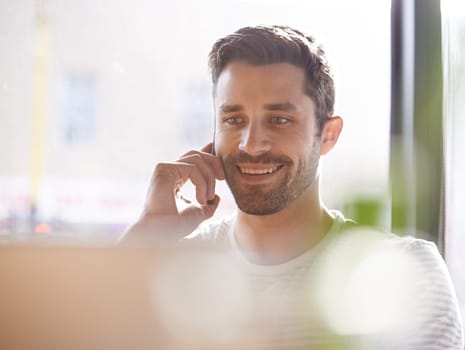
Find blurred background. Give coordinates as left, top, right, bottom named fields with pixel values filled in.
left=0, top=0, right=463, bottom=335
left=0, top=0, right=391, bottom=238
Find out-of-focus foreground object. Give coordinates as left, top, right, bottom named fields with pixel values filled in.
left=0, top=243, right=259, bottom=350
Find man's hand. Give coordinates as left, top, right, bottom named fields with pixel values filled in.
left=122, top=143, right=225, bottom=242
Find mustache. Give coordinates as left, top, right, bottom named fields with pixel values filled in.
left=222, top=152, right=293, bottom=165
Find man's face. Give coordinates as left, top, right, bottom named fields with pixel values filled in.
left=214, top=61, right=322, bottom=215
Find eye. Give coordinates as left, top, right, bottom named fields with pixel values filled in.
left=223, top=116, right=244, bottom=125
left=270, top=116, right=291, bottom=125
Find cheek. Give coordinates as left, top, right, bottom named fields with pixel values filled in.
left=281, top=133, right=311, bottom=154
left=290, top=139, right=320, bottom=167
left=214, top=130, right=239, bottom=154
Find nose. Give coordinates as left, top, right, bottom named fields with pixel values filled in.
left=238, top=121, right=272, bottom=155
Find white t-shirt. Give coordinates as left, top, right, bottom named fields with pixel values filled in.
left=186, top=211, right=464, bottom=350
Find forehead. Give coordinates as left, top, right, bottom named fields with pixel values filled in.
left=214, top=61, right=311, bottom=107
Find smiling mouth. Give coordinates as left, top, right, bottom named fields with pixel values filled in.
left=238, top=165, right=283, bottom=175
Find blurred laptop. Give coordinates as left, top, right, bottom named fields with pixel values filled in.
left=0, top=242, right=259, bottom=350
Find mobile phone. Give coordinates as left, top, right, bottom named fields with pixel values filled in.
left=211, top=128, right=216, bottom=156
left=207, top=133, right=217, bottom=205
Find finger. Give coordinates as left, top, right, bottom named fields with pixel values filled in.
left=179, top=147, right=224, bottom=196
left=174, top=163, right=210, bottom=205
left=201, top=143, right=225, bottom=180
left=207, top=155, right=225, bottom=180
left=180, top=194, right=221, bottom=223
left=143, top=163, right=180, bottom=215
left=145, top=162, right=208, bottom=213
left=183, top=146, right=225, bottom=180
left=201, top=142, right=214, bottom=154
left=178, top=153, right=216, bottom=202
left=200, top=194, right=221, bottom=219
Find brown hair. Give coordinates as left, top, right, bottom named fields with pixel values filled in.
left=208, top=25, right=335, bottom=128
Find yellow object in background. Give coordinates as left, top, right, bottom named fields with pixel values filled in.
left=30, top=4, right=49, bottom=212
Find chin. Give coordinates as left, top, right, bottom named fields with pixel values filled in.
left=238, top=205, right=285, bottom=216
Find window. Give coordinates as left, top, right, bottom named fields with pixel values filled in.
left=442, top=0, right=465, bottom=337
left=0, top=0, right=390, bottom=239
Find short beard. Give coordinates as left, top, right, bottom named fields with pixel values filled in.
left=222, top=144, right=320, bottom=215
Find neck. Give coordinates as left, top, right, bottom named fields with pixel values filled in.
left=234, top=178, right=334, bottom=265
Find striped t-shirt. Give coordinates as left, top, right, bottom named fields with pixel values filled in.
left=187, top=211, right=464, bottom=350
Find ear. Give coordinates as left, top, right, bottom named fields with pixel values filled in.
left=320, top=116, right=343, bottom=155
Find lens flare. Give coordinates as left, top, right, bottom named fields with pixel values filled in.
left=151, top=250, right=252, bottom=345
left=314, top=228, right=427, bottom=335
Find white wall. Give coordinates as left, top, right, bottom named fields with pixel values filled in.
left=0, top=0, right=391, bottom=227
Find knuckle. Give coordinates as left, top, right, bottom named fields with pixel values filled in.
left=181, top=149, right=200, bottom=158
left=183, top=153, right=202, bottom=163
left=154, top=162, right=169, bottom=174
left=153, top=162, right=184, bottom=182
left=191, top=172, right=207, bottom=186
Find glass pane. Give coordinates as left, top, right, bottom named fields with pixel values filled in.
left=0, top=0, right=390, bottom=241
left=442, top=0, right=465, bottom=337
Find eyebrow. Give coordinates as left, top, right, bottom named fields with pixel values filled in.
left=219, top=101, right=298, bottom=113
left=219, top=104, right=244, bottom=113
left=263, top=102, right=298, bottom=112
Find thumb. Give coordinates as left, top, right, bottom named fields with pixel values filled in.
left=200, top=194, right=221, bottom=219
left=180, top=194, right=221, bottom=226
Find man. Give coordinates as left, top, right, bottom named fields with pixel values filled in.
left=124, top=25, right=463, bottom=349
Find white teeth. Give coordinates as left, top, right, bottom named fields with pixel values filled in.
left=240, top=166, right=279, bottom=175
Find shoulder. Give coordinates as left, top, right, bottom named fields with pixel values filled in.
left=382, top=234, right=453, bottom=280
left=331, top=214, right=443, bottom=265
left=391, top=236, right=464, bottom=348
left=183, top=215, right=234, bottom=245
left=321, top=222, right=463, bottom=347
left=355, top=229, right=463, bottom=347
